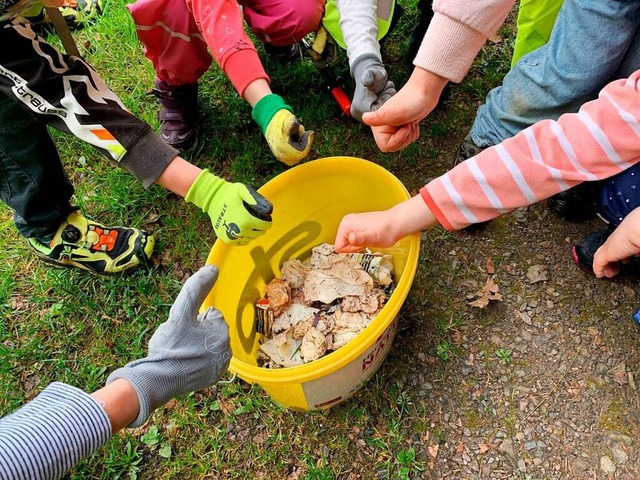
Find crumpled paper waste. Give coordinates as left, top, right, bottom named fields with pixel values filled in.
left=256, top=243, right=394, bottom=368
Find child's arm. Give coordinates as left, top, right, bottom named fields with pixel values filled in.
left=423, top=70, right=640, bottom=230
left=335, top=0, right=396, bottom=122
left=593, top=207, right=640, bottom=278
left=187, top=0, right=313, bottom=165
left=336, top=70, right=640, bottom=251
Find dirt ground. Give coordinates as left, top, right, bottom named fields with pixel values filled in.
left=379, top=189, right=640, bottom=479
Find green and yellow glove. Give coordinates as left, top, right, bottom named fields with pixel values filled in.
left=252, top=94, right=314, bottom=166
left=185, top=170, right=273, bottom=245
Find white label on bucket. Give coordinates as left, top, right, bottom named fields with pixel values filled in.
left=300, top=318, right=398, bottom=409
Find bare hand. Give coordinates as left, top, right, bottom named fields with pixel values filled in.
left=334, top=210, right=399, bottom=253
left=593, top=207, right=640, bottom=278
left=361, top=68, right=446, bottom=152
left=369, top=123, right=420, bottom=153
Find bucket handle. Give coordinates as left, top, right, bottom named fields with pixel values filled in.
left=216, top=372, right=238, bottom=385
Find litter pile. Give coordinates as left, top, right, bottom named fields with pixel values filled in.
left=255, top=243, right=394, bottom=368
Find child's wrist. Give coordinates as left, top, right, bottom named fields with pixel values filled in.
left=391, top=196, right=437, bottom=239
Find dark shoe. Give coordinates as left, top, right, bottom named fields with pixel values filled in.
left=407, top=0, right=433, bottom=63
left=152, top=80, right=198, bottom=150
left=28, top=211, right=154, bottom=275
left=572, top=228, right=640, bottom=277
left=58, top=0, right=104, bottom=30
left=547, top=183, right=596, bottom=222
left=453, top=134, right=486, bottom=168
left=264, top=43, right=304, bottom=65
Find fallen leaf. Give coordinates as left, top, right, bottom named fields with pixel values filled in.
left=456, top=440, right=465, bottom=455
left=468, top=290, right=490, bottom=308
left=468, top=276, right=503, bottom=308
left=613, top=371, right=628, bottom=385
left=478, top=443, right=491, bottom=454
left=502, top=264, right=517, bottom=275
left=567, top=387, right=581, bottom=396
left=428, top=444, right=439, bottom=459
left=489, top=34, right=503, bottom=43
left=486, top=258, right=495, bottom=275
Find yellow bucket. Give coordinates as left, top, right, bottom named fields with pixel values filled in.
left=203, top=157, right=420, bottom=411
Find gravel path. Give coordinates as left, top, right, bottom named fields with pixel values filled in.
left=388, top=204, right=640, bottom=479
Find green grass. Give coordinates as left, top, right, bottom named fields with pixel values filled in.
left=0, top=1, right=523, bottom=479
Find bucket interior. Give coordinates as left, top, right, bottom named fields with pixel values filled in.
left=203, top=157, right=420, bottom=383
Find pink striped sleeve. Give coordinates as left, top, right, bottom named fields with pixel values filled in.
left=422, top=69, right=640, bottom=231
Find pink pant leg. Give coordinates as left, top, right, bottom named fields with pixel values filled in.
left=127, top=0, right=211, bottom=86
left=240, top=0, right=326, bottom=47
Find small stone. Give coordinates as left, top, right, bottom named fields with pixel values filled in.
left=546, top=300, right=554, bottom=309
left=611, top=445, right=628, bottom=464
left=524, top=441, right=537, bottom=451
left=600, top=456, right=616, bottom=474
left=520, top=312, right=532, bottom=325
left=527, top=265, right=549, bottom=284
left=517, top=459, right=526, bottom=471
left=499, top=439, right=518, bottom=467
left=608, top=433, right=633, bottom=446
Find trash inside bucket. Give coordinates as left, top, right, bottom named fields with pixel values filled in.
left=203, top=157, right=420, bottom=411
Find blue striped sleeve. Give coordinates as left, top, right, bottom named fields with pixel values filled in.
left=0, top=382, right=112, bottom=480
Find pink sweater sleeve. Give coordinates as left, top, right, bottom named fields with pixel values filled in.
left=413, top=0, right=516, bottom=83
left=188, top=0, right=268, bottom=96
left=421, top=70, right=640, bottom=231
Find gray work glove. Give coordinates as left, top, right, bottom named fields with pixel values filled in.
left=350, top=53, right=396, bottom=123
left=106, top=265, right=232, bottom=427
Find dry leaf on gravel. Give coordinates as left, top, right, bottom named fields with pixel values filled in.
left=428, top=444, right=439, bottom=459
left=468, top=276, right=503, bottom=308
left=486, top=257, right=495, bottom=275
left=478, top=443, right=491, bottom=454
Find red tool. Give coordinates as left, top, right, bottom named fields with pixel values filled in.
left=301, top=37, right=352, bottom=117
left=318, top=66, right=352, bottom=117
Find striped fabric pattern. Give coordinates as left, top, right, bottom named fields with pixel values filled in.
left=0, top=382, right=111, bottom=480
left=421, top=70, right=640, bottom=230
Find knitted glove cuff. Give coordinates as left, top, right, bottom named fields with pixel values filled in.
left=251, top=94, right=293, bottom=134
left=350, top=53, right=383, bottom=79
left=106, top=361, right=186, bottom=428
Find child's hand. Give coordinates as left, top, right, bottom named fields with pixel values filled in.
left=350, top=54, right=396, bottom=123
left=334, top=196, right=439, bottom=253
left=362, top=68, right=447, bottom=152
left=593, top=207, right=640, bottom=278
left=252, top=94, right=313, bottom=166
left=334, top=210, right=400, bottom=253
left=369, top=123, right=420, bottom=153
